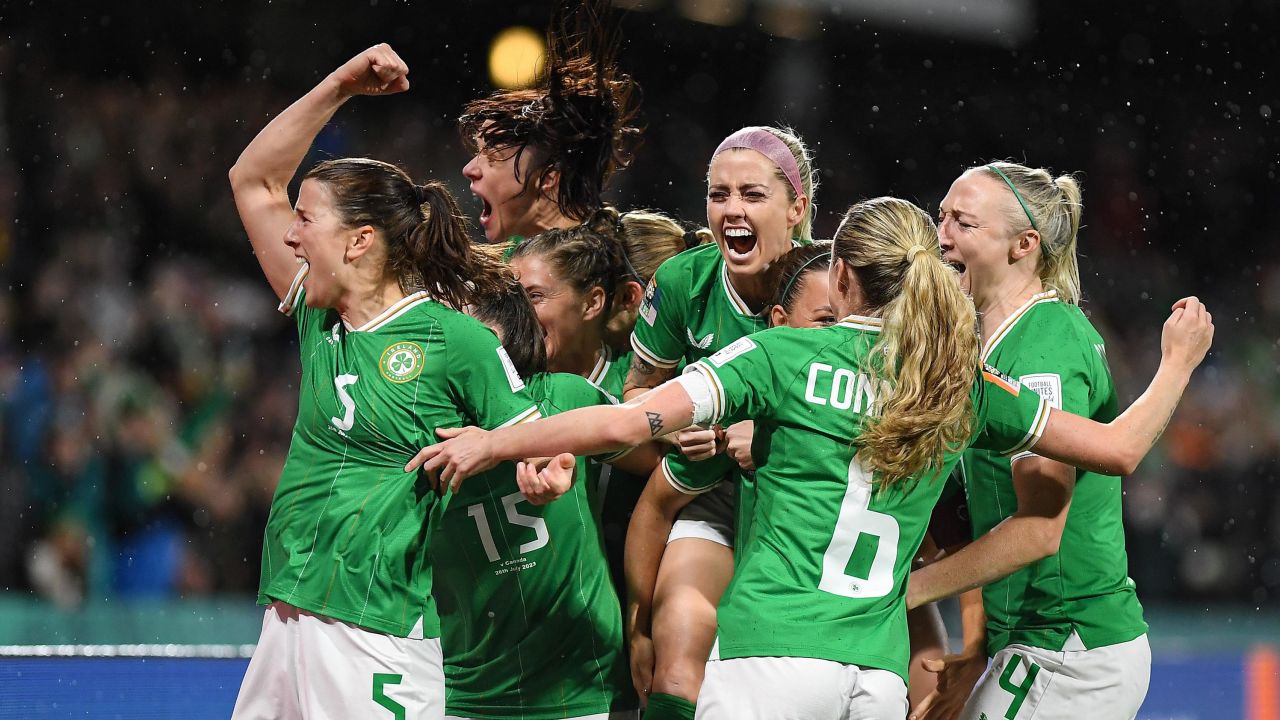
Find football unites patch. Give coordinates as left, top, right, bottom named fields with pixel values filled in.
left=380, top=341, right=425, bottom=383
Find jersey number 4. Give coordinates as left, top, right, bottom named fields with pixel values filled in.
left=818, top=458, right=900, bottom=599
left=466, top=492, right=550, bottom=563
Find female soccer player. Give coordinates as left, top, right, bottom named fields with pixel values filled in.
left=906, top=162, right=1154, bottom=720
left=508, top=208, right=701, bottom=602
left=621, top=124, right=818, bottom=718
left=674, top=241, right=958, bottom=714
left=407, top=196, right=1213, bottom=719
left=227, top=45, right=538, bottom=720
left=441, top=275, right=654, bottom=720
left=458, top=1, right=641, bottom=245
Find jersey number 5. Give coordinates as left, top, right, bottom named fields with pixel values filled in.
left=466, top=492, right=551, bottom=563
left=818, top=458, right=900, bottom=599
left=331, top=374, right=359, bottom=434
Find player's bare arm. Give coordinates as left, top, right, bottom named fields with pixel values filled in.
left=229, top=43, right=410, bottom=300
left=406, top=380, right=698, bottom=492
left=1033, top=296, right=1213, bottom=475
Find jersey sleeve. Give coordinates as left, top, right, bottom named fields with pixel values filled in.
left=277, top=263, right=331, bottom=344
left=970, top=364, right=1052, bottom=456
left=445, top=316, right=540, bottom=430
left=660, top=451, right=736, bottom=495
left=1007, top=342, right=1094, bottom=464
left=630, top=258, right=689, bottom=369
left=683, top=335, right=778, bottom=428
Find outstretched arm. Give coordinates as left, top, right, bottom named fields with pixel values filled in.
left=228, top=43, right=411, bottom=299
left=406, top=378, right=698, bottom=492
left=1032, top=297, right=1213, bottom=475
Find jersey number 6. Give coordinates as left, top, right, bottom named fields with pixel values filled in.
left=818, top=458, right=900, bottom=599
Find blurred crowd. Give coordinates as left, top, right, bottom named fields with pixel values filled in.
left=0, top=2, right=1275, bottom=609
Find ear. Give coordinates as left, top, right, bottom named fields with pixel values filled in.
left=1010, top=229, right=1041, bottom=262
left=538, top=166, right=561, bottom=199
left=769, top=304, right=788, bottom=328
left=581, top=285, right=608, bottom=322
left=615, top=280, right=645, bottom=312
left=346, top=225, right=378, bottom=263
left=786, top=193, right=810, bottom=232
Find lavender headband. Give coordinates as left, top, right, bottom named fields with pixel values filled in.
left=712, top=127, right=805, bottom=199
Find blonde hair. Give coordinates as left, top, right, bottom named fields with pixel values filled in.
left=979, top=161, right=1084, bottom=304
left=616, top=209, right=711, bottom=282
left=832, top=197, right=979, bottom=489
left=711, top=125, right=818, bottom=243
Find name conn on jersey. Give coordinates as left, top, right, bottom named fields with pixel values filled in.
left=804, top=363, right=887, bottom=415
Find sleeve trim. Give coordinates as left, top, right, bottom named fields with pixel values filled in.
left=661, top=456, right=719, bottom=496
left=630, top=334, right=681, bottom=369
left=497, top=406, right=541, bottom=429
left=277, top=263, right=310, bottom=316
left=1002, top=399, right=1051, bottom=456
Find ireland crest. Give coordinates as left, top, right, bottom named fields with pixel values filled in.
left=380, top=341, right=424, bottom=383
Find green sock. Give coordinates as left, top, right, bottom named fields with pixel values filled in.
left=644, top=692, right=696, bottom=720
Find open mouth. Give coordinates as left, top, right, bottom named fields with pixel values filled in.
left=724, top=228, right=757, bottom=257
left=479, top=197, right=493, bottom=225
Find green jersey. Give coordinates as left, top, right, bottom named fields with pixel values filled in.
left=962, top=290, right=1148, bottom=655
left=260, top=276, right=539, bottom=638
left=680, top=316, right=1052, bottom=682
left=632, top=243, right=770, bottom=534
left=631, top=243, right=769, bottom=369
left=585, top=344, right=631, bottom=401
left=431, top=372, right=634, bottom=719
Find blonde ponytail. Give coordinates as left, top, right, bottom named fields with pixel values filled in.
left=832, top=197, right=979, bottom=489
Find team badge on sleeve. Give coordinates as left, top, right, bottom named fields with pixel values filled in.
left=981, top=363, right=1022, bottom=396
left=380, top=341, right=425, bottom=383
left=639, top=279, right=661, bottom=326
left=1019, top=373, right=1062, bottom=409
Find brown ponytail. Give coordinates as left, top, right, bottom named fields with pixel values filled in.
left=304, top=159, right=505, bottom=309
left=831, top=197, right=979, bottom=489
left=408, top=181, right=507, bottom=308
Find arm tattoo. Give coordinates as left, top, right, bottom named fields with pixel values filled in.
left=646, top=411, right=664, bottom=437
left=627, top=355, right=674, bottom=393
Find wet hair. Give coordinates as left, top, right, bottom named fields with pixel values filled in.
left=712, top=125, right=818, bottom=242
left=831, top=197, right=979, bottom=490
left=304, top=158, right=506, bottom=308
left=468, top=270, right=549, bottom=378
left=458, top=0, right=642, bottom=222
left=976, top=161, right=1084, bottom=304
left=768, top=242, right=832, bottom=313
left=511, top=207, right=628, bottom=319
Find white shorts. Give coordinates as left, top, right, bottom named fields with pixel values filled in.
left=667, top=481, right=736, bottom=547
left=232, top=601, right=444, bottom=720
left=962, top=633, right=1151, bottom=720
left=696, top=640, right=907, bottom=720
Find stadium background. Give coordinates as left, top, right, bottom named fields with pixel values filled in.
left=0, top=0, right=1276, bottom=717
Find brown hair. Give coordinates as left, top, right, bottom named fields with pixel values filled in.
left=511, top=207, right=628, bottom=319
left=468, top=271, right=548, bottom=378
left=458, top=0, right=642, bottom=223
left=977, top=161, right=1084, bottom=304
left=832, top=197, right=979, bottom=489
left=305, top=158, right=505, bottom=308
left=768, top=241, right=832, bottom=312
